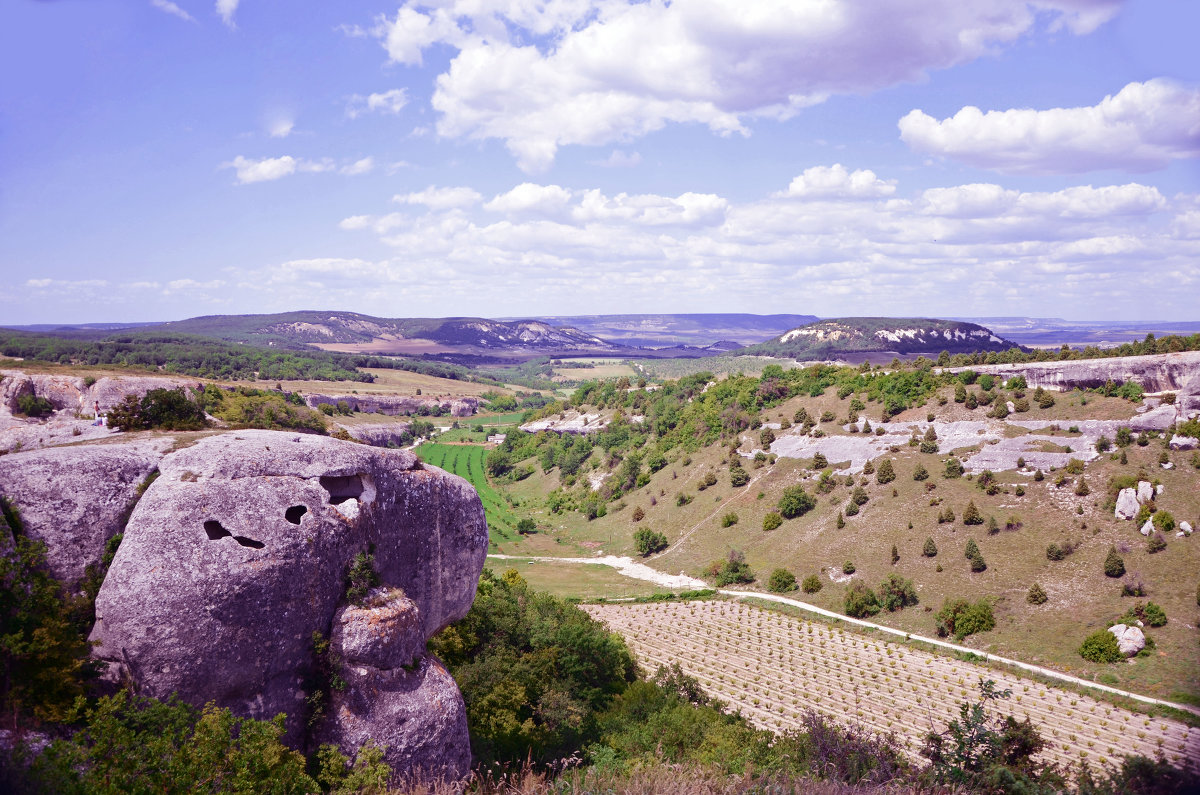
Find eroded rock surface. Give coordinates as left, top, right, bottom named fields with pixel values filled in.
left=338, top=422, right=414, bottom=448
left=0, top=439, right=171, bottom=588
left=89, top=429, right=487, bottom=778
left=316, top=589, right=470, bottom=776
left=1114, top=488, right=1139, bottom=520
left=306, top=394, right=478, bottom=418
left=1108, top=624, right=1146, bottom=657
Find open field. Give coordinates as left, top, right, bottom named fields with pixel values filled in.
left=487, top=378, right=1200, bottom=703
left=487, top=556, right=671, bottom=600
left=415, top=443, right=522, bottom=543
left=586, top=600, right=1200, bottom=772
left=250, top=367, right=511, bottom=398
left=550, top=359, right=639, bottom=382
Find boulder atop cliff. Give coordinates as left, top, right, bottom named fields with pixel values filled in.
left=0, top=438, right=171, bottom=589
left=89, top=429, right=488, bottom=778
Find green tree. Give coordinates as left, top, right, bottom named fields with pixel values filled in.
left=962, top=501, right=983, bottom=525
left=633, top=528, right=668, bottom=556
left=729, top=462, right=750, bottom=487
left=762, top=512, right=783, bottom=531
left=801, top=574, right=822, bottom=594
left=921, top=679, right=1046, bottom=788
left=767, top=568, right=797, bottom=593
left=1079, top=630, right=1123, bottom=663
left=943, top=458, right=963, bottom=479
left=875, top=459, right=895, bottom=484
left=878, top=573, right=918, bottom=612
left=922, top=537, right=938, bottom=557
left=0, top=528, right=92, bottom=725
left=1026, top=583, right=1047, bottom=605
left=912, top=463, right=929, bottom=481
left=1104, top=546, right=1126, bottom=578
left=844, top=581, right=880, bottom=618
left=428, top=569, right=636, bottom=766
left=936, top=598, right=995, bottom=640
left=777, top=485, right=816, bottom=519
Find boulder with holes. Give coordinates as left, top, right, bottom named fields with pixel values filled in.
left=89, top=429, right=488, bottom=779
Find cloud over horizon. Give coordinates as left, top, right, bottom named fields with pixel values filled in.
left=899, top=79, right=1200, bottom=174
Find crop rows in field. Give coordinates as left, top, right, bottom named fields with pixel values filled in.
left=584, top=601, right=1200, bottom=773
left=415, top=443, right=518, bottom=540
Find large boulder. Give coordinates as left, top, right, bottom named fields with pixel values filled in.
left=89, top=430, right=487, bottom=778
left=1114, top=488, right=1139, bottom=520
left=1169, top=435, right=1198, bottom=451
left=1136, top=481, right=1154, bottom=503
left=315, top=589, right=470, bottom=775
left=0, top=439, right=170, bottom=589
left=1108, top=624, right=1146, bottom=657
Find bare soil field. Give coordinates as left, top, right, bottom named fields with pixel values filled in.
left=586, top=600, right=1200, bottom=772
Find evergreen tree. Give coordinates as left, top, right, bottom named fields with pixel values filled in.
left=1104, top=546, right=1126, bottom=578
left=923, top=537, right=938, bottom=557
left=876, top=459, right=895, bottom=484
left=962, top=500, right=983, bottom=525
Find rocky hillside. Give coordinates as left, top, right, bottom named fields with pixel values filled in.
left=148, top=311, right=621, bottom=355
left=742, top=318, right=1019, bottom=359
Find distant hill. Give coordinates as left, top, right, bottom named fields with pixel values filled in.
left=741, top=317, right=1020, bottom=359
left=527, top=313, right=818, bottom=347
left=143, top=311, right=622, bottom=357
left=952, top=317, right=1200, bottom=349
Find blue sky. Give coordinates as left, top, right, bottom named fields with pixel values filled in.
left=2, top=0, right=1198, bottom=324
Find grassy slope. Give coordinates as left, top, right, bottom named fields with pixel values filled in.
left=488, top=384, right=1200, bottom=704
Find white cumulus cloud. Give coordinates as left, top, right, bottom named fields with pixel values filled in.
left=394, top=185, right=483, bottom=210
left=290, top=168, right=1197, bottom=318
left=369, top=0, right=1127, bottom=171
left=151, top=0, right=196, bottom=23
left=225, top=155, right=296, bottom=184
left=216, top=0, right=239, bottom=28
left=776, top=164, right=896, bottom=200
left=899, top=79, right=1200, bottom=174
left=346, top=89, right=409, bottom=119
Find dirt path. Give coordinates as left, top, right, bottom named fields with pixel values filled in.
left=652, top=469, right=768, bottom=560
left=489, top=551, right=1200, bottom=720
left=719, top=589, right=1200, bottom=719
left=487, top=553, right=708, bottom=590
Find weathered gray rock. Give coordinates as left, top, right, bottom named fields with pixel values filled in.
left=0, top=439, right=170, bottom=588
left=1108, top=624, right=1146, bottom=657
left=944, top=350, right=1200, bottom=395
left=338, top=422, right=414, bottom=448
left=89, top=430, right=487, bottom=777
left=317, top=654, right=470, bottom=778
left=1169, top=434, right=1198, bottom=450
left=1140, top=519, right=1154, bottom=537
left=1114, top=488, right=1139, bottom=520
left=0, top=373, right=35, bottom=414
left=1136, top=481, right=1154, bottom=503
left=306, top=394, right=478, bottom=418
left=332, top=588, right=425, bottom=670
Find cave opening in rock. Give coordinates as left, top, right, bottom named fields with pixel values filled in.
left=284, top=505, right=308, bottom=525
left=320, top=474, right=366, bottom=505
left=233, top=535, right=265, bottom=549
left=204, top=520, right=231, bottom=540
